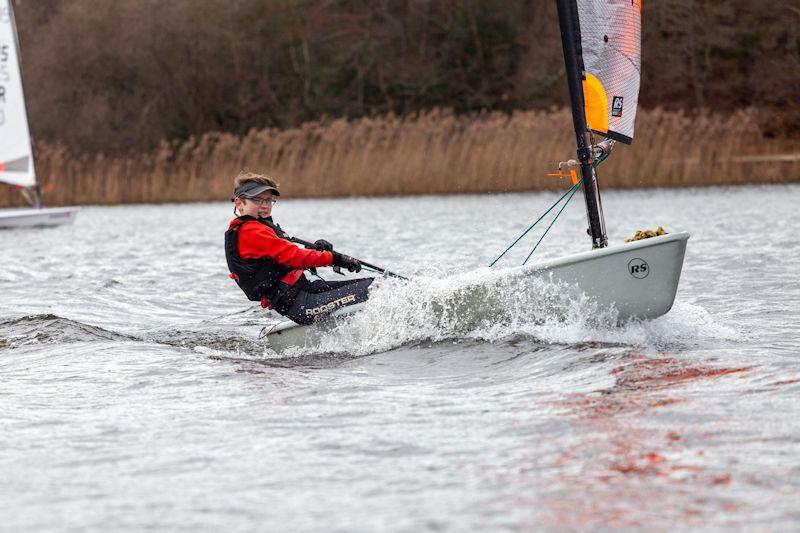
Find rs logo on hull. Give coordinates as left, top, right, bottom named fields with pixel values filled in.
left=628, top=258, right=649, bottom=279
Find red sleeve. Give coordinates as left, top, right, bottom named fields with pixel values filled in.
left=237, top=221, right=334, bottom=269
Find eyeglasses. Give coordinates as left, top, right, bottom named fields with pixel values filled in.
left=246, top=197, right=277, bottom=206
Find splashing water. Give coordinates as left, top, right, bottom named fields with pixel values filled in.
left=278, top=268, right=742, bottom=358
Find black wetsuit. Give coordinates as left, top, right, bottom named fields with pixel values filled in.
left=274, top=277, right=374, bottom=326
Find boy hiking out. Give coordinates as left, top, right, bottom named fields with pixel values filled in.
left=225, top=172, right=373, bottom=325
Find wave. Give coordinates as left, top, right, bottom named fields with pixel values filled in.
left=0, top=314, right=134, bottom=349
left=143, top=326, right=267, bottom=356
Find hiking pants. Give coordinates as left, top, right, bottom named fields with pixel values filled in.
left=278, top=278, right=374, bottom=325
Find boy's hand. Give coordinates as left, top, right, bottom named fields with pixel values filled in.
left=314, top=239, right=333, bottom=252
left=333, top=252, right=362, bottom=273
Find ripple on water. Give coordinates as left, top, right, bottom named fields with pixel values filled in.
left=0, top=314, right=134, bottom=349
left=1, top=186, right=799, bottom=531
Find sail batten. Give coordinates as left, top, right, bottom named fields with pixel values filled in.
left=0, top=0, right=36, bottom=188
left=576, top=0, right=642, bottom=144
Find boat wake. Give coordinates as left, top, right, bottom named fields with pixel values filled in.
left=143, top=325, right=266, bottom=356
left=0, top=272, right=740, bottom=365
left=275, top=268, right=741, bottom=358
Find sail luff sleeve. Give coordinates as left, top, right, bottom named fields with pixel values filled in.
left=557, top=0, right=608, bottom=249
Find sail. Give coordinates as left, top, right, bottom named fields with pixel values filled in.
left=0, top=0, right=35, bottom=188
left=576, top=0, right=641, bottom=144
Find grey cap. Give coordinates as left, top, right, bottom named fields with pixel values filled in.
left=233, top=181, right=281, bottom=199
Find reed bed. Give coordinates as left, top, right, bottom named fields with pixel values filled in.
left=1, top=107, right=797, bottom=207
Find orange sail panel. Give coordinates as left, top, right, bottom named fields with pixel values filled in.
left=582, top=73, right=609, bottom=134
left=576, top=0, right=642, bottom=144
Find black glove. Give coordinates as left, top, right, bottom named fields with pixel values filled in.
left=314, top=239, right=333, bottom=252
left=332, top=252, right=362, bottom=273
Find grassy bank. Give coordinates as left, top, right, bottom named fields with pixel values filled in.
left=2, top=108, right=798, bottom=207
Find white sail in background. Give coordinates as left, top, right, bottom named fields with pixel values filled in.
left=577, top=0, right=642, bottom=144
left=0, top=0, right=35, bottom=188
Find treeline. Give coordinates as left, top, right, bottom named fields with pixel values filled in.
left=15, top=0, right=800, bottom=155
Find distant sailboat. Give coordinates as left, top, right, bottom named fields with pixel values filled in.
left=0, top=0, right=78, bottom=228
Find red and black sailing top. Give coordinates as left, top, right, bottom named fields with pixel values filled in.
left=225, top=215, right=333, bottom=307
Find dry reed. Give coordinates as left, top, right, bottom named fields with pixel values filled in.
left=1, top=107, right=797, bottom=207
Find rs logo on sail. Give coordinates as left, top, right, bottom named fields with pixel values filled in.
left=628, top=258, right=649, bottom=279
left=612, top=96, right=624, bottom=117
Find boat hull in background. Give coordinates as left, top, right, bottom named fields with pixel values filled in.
left=0, top=207, right=80, bottom=229
left=263, top=232, right=690, bottom=353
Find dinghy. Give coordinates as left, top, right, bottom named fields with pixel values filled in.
left=263, top=232, right=688, bottom=352
left=0, top=0, right=78, bottom=229
left=262, top=0, right=688, bottom=352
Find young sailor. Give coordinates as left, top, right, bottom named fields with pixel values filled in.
left=225, top=172, right=374, bottom=325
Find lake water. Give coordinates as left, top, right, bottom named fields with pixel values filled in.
left=1, top=184, right=799, bottom=531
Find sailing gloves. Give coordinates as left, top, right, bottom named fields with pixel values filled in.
left=333, top=252, right=362, bottom=273
left=313, top=239, right=334, bottom=252
left=307, top=239, right=361, bottom=273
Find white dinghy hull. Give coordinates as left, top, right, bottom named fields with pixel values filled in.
left=262, top=232, right=690, bottom=352
left=519, top=231, right=689, bottom=320
left=0, top=207, right=79, bottom=229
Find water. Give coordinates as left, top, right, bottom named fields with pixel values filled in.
left=2, top=185, right=799, bottom=531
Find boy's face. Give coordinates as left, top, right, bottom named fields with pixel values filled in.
left=235, top=192, right=275, bottom=219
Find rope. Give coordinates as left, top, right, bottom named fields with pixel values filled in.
left=592, top=139, right=612, bottom=167
left=308, top=268, right=329, bottom=282
left=489, top=137, right=609, bottom=267
left=489, top=179, right=582, bottom=267
left=522, top=181, right=582, bottom=265
left=625, top=226, right=666, bottom=242
left=361, top=265, right=383, bottom=275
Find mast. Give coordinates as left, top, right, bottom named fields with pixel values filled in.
left=556, top=0, right=607, bottom=248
